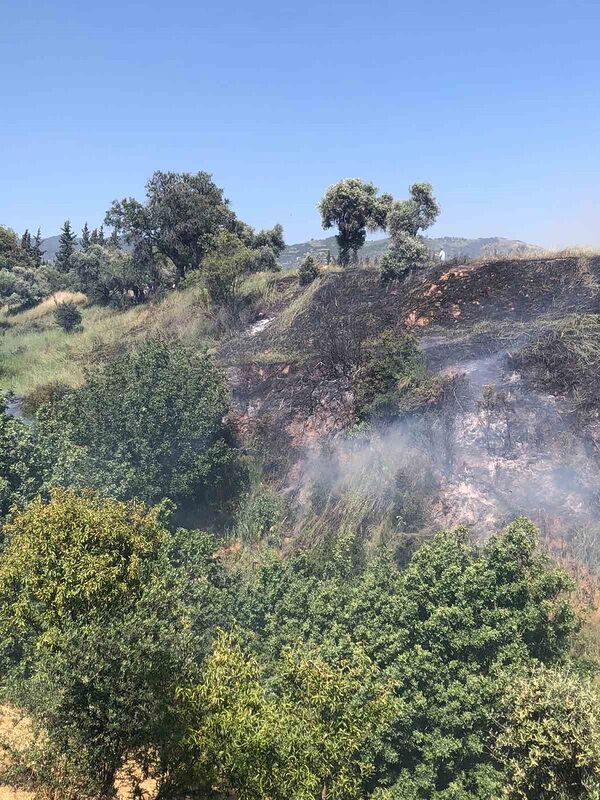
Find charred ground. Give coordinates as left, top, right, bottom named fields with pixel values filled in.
left=219, top=255, right=600, bottom=563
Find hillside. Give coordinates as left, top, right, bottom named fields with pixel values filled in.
left=3, top=252, right=600, bottom=798
left=3, top=253, right=600, bottom=568
left=279, top=234, right=541, bottom=267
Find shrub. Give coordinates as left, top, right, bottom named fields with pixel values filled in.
left=35, top=339, right=247, bottom=523
left=298, top=254, right=319, bottom=285
left=380, top=232, right=430, bottom=279
left=494, top=667, right=600, bottom=799
left=235, top=486, right=284, bottom=544
left=53, top=300, right=82, bottom=332
left=0, top=490, right=231, bottom=799
left=21, top=380, right=71, bottom=417
left=352, top=329, right=427, bottom=419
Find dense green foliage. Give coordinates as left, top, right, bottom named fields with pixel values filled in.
left=180, top=633, right=396, bottom=800
left=33, top=339, right=246, bottom=521
left=106, top=170, right=284, bottom=286
left=0, top=490, right=231, bottom=798
left=203, top=229, right=283, bottom=318
left=55, top=220, right=78, bottom=273
left=230, top=520, right=580, bottom=800
left=0, top=340, right=246, bottom=525
left=0, top=481, right=596, bottom=799
left=298, top=252, right=319, bottom=284
left=71, top=242, right=173, bottom=306
left=493, top=667, right=600, bottom=800
left=0, top=401, right=38, bottom=519
left=319, top=178, right=391, bottom=265
left=0, top=225, right=63, bottom=310
left=53, top=299, right=82, bottom=332
left=381, top=183, right=440, bottom=278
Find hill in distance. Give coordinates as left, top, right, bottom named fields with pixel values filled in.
left=40, top=233, right=540, bottom=266
left=279, top=235, right=541, bottom=267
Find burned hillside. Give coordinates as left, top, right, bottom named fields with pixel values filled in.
left=219, top=255, right=600, bottom=563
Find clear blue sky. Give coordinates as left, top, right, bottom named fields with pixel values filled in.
left=2, top=0, right=599, bottom=247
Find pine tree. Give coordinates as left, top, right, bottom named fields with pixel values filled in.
left=21, top=229, right=32, bottom=255
left=108, top=228, right=120, bottom=249
left=90, top=228, right=99, bottom=245
left=32, top=228, right=45, bottom=267
left=81, top=222, right=91, bottom=252
left=55, top=220, right=78, bottom=273
left=97, top=225, right=106, bottom=245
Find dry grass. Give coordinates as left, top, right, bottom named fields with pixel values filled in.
left=0, top=292, right=87, bottom=326
left=469, top=246, right=600, bottom=265
left=0, top=285, right=212, bottom=396
left=271, top=277, right=322, bottom=332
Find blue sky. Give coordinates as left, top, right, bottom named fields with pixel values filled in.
left=2, top=0, right=599, bottom=246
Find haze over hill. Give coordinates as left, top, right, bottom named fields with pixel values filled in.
left=279, top=235, right=541, bottom=267
left=39, top=233, right=541, bottom=266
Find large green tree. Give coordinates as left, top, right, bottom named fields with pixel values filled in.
left=318, top=179, right=391, bottom=266
left=0, top=490, right=232, bottom=799
left=0, top=226, right=60, bottom=309
left=71, top=242, right=173, bottom=306
left=105, top=170, right=237, bottom=283
left=493, top=667, right=600, bottom=800
left=31, top=227, right=45, bottom=266
left=179, top=633, right=397, bottom=800
left=34, top=338, right=247, bottom=522
left=106, top=171, right=284, bottom=285
left=235, top=519, right=578, bottom=799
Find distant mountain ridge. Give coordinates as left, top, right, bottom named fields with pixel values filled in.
left=39, top=233, right=540, bottom=266
left=279, top=235, right=541, bottom=268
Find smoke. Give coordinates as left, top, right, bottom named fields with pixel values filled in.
left=295, top=345, right=600, bottom=565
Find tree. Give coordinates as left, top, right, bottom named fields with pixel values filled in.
left=236, top=518, right=579, bottom=800
left=0, top=490, right=231, bottom=799
left=179, top=633, right=397, bottom=800
left=0, top=226, right=61, bottom=310
left=106, top=170, right=238, bottom=283
left=0, top=404, right=39, bottom=520
left=80, top=222, right=91, bottom=251
left=0, top=226, right=25, bottom=270
left=318, top=179, right=391, bottom=266
left=493, top=667, right=600, bottom=799
left=55, top=220, right=78, bottom=273
left=108, top=227, right=120, bottom=248
left=298, top=253, right=319, bottom=285
left=20, top=229, right=32, bottom=255
left=202, top=232, right=258, bottom=316
left=381, top=183, right=440, bottom=279
left=32, top=227, right=45, bottom=267
left=71, top=243, right=173, bottom=306
left=35, top=339, right=247, bottom=522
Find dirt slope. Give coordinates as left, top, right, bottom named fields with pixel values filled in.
left=220, top=256, right=600, bottom=555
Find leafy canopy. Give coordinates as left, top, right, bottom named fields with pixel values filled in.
left=319, top=178, right=391, bottom=266
left=34, top=339, right=246, bottom=521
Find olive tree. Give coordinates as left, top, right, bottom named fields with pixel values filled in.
left=318, top=178, right=391, bottom=266
left=381, top=182, right=440, bottom=278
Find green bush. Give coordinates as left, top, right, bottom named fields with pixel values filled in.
left=298, top=254, right=319, bottom=285
left=353, top=329, right=428, bottom=419
left=0, top=489, right=231, bottom=798
left=53, top=300, right=82, bottom=332
left=34, top=338, right=247, bottom=523
left=235, top=486, right=285, bottom=544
